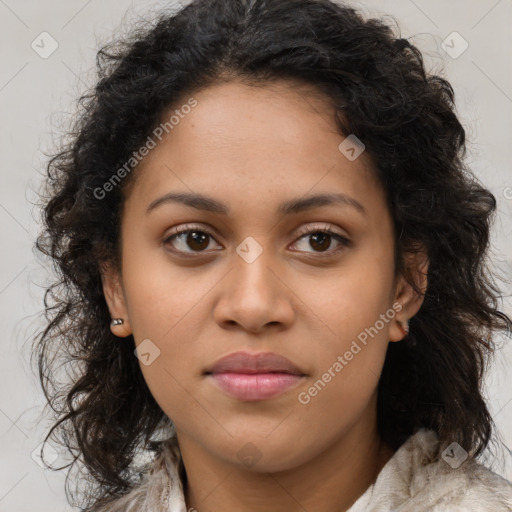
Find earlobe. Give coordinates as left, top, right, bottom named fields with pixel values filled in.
left=390, top=249, right=429, bottom=342
left=397, top=318, right=409, bottom=337
left=109, top=317, right=132, bottom=338
left=389, top=311, right=410, bottom=343
left=100, top=262, right=133, bottom=338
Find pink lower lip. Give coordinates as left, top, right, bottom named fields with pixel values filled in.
left=208, top=372, right=303, bottom=401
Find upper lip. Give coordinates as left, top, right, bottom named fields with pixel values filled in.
left=204, top=351, right=305, bottom=376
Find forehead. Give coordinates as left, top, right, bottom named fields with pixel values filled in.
left=167, top=79, right=341, bottom=156
left=124, top=79, right=383, bottom=218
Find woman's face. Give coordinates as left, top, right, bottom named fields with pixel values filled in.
left=103, top=79, right=425, bottom=472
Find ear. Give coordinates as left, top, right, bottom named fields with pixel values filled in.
left=100, top=261, right=132, bottom=338
left=389, top=247, right=429, bottom=342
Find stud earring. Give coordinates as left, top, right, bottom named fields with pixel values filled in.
left=110, top=318, right=124, bottom=327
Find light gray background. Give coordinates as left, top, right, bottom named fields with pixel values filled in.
left=1, top=1, right=511, bottom=510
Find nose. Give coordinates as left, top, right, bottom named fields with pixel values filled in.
left=212, top=244, right=295, bottom=334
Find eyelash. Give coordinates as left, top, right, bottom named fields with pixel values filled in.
left=163, top=223, right=351, bottom=257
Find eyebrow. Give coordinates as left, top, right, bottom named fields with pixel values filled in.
left=146, top=191, right=367, bottom=217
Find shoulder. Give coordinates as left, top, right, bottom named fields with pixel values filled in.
left=349, top=428, right=512, bottom=512
left=454, top=460, right=512, bottom=511
left=88, top=437, right=187, bottom=512
left=410, top=437, right=512, bottom=511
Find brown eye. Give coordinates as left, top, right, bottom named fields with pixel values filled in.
left=164, top=225, right=220, bottom=254
left=291, top=226, right=351, bottom=255
left=308, top=232, right=332, bottom=252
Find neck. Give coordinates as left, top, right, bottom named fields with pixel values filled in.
left=177, top=399, right=395, bottom=512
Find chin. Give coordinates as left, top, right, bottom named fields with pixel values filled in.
left=209, top=433, right=315, bottom=473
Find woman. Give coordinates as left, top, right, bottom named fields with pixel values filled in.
left=34, top=0, right=512, bottom=510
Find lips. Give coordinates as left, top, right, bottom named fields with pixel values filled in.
left=204, top=351, right=304, bottom=376
left=204, top=351, right=306, bottom=401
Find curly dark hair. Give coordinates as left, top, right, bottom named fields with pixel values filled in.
left=33, top=0, right=512, bottom=509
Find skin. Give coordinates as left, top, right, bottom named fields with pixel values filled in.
left=101, top=79, right=429, bottom=512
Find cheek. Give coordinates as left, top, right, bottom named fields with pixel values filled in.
left=295, top=243, right=395, bottom=409
left=119, top=245, right=210, bottom=397
left=298, top=248, right=395, bottom=349
left=292, top=266, right=394, bottom=457
left=121, top=239, right=210, bottom=339
left=301, top=280, right=391, bottom=416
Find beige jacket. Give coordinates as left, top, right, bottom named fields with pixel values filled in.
left=95, top=428, right=512, bottom=511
